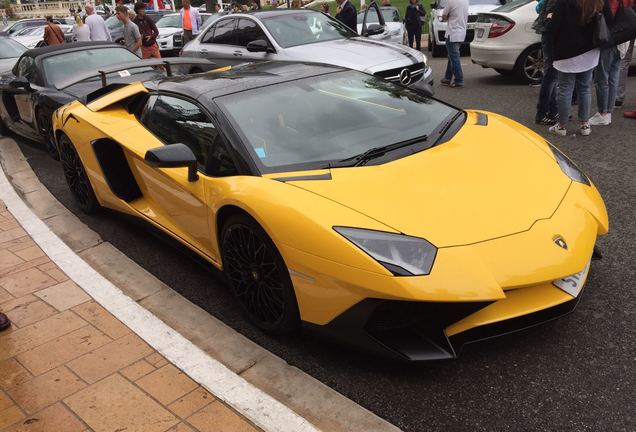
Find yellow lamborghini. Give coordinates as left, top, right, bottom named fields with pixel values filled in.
left=52, top=61, right=608, bottom=361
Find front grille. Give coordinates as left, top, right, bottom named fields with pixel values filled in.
left=374, top=62, right=426, bottom=84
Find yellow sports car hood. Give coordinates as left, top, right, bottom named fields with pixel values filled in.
left=288, top=113, right=571, bottom=247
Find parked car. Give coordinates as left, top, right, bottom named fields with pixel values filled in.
left=428, top=0, right=503, bottom=57
left=0, top=37, right=26, bottom=73
left=51, top=60, right=608, bottom=360
left=0, top=18, right=63, bottom=36
left=155, top=12, right=214, bottom=57
left=356, top=6, right=407, bottom=45
left=12, top=25, right=74, bottom=49
left=182, top=7, right=433, bottom=92
left=106, top=10, right=173, bottom=45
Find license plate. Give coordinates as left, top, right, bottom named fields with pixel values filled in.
left=476, top=28, right=484, bottom=38
left=553, top=258, right=592, bottom=298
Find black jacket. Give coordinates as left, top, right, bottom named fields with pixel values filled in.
left=336, top=1, right=357, bottom=33
left=549, top=0, right=596, bottom=61
left=404, top=3, right=426, bottom=28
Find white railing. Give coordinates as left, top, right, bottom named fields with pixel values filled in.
left=11, top=1, right=84, bottom=18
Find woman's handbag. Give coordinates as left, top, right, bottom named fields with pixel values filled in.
left=609, top=2, right=636, bottom=45
left=594, top=12, right=613, bottom=48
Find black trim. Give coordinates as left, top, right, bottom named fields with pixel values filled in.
left=449, top=294, right=582, bottom=356
left=476, top=112, right=488, bottom=126
left=92, top=139, right=142, bottom=202
left=273, top=173, right=332, bottom=182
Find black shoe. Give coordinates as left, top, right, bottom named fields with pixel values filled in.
left=535, top=115, right=558, bottom=126
left=0, top=313, right=10, bottom=331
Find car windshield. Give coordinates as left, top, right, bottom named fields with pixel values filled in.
left=0, top=38, right=27, bottom=59
left=42, top=47, right=146, bottom=88
left=105, top=15, right=123, bottom=30
left=156, top=14, right=182, bottom=28
left=217, top=70, right=457, bottom=173
left=356, top=8, right=400, bottom=24
left=493, top=0, right=533, bottom=12
left=262, top=11, right=356, bottom=48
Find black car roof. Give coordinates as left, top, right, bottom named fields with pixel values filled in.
left=24, top=42, right=120, bottom=58
left=147, top=61, right=346, bottom=100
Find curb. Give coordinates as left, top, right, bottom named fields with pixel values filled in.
left=0, top=136, right=402, bottom=432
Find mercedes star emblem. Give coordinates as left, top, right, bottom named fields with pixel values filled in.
left=399, top=69, right=412, bottom=86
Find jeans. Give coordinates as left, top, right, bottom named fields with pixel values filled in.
left=444, top=40, right=463, bottom=84
left=595, top=45, right=621, bottom=113
left=617, top=38, right=635, bottom=103
left=406, top=24, right=422, bottom=51
left=536, top=32, right=558, bottom=118
left=557, top=68, right=593, bottom=124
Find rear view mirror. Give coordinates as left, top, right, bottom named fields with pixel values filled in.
left=246, top=39, right=273, bottom=53
left=365, top=24, right=385, bottom=36
left=431, top=2, right=437, bottom=9
left=144, top=144, right=199, bottom=182
left=10, top=77, right=31, bottom=91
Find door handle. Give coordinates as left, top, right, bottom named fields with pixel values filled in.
left=233, top=51, right=243, bottom=57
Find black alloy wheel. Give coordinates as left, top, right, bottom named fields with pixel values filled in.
left=36, top=109, right=59, bottom=160
left=221, top=214, right=300, bottom=335
left=515, top=45, right=544, bottom=84
left=58, top=133, right=99, bottom=213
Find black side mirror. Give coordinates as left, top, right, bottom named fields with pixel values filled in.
left=246, top=39, right=273, bottom=53
left=431, top=2, right=437, bottom=9
left=144, top=144, right=199, bottom=182
left=10, top=77, right=31, bottom=91
left=365, top=23, right=385, bottom=36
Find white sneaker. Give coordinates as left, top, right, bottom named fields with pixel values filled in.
left=588, top=112, right=611, bottom=126
left=549, top=124, right=567, bottom=136
left=579, top=123, right=591, bottom=136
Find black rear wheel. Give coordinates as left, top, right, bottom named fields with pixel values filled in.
left=514, top=45, right=544, bottom=84
left=58, top=133, right=99, bottom=214
left=221, top=214, right=300, bottom=335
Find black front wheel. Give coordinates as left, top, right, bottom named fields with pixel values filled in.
left=58, top=133, right=100, bottom=214
left=221, top=214, right=300, bottom=335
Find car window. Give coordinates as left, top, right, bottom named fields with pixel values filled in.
left=140, top=95, right=237, bottom=176
left=16, top=56, right=38, bottom=83
left=156, top=14, right=182, bottom=28
left=208, top=18, right=237, bottom=45
left=357, top=8, right=397, bottom=24
left=262, top=11, right=355, bottom=48
left=235, top=18, right=268, bottom=47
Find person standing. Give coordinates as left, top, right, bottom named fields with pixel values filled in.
left=320, top=2, right=330, bottom=15
left=533, top=0, right=559, bottom=125
left=180, top=0, right=202, bottom=45
left=2, top=11, right=8, bottom=28
left=548, top=0, right=604, bottom=136
left=335, top=0, right=357, bottom=33
left=440, top=0, right=468, bottom=88
left=615, top=36, right=634, bottom=107
left=43, top=16, right=65, bottom=46
left=589, top=0, right=634, bottom=126
left=116, top=5, right=142, bottom=57
left=85, top=2, right=112, bottom=41
left=134, top=2, right=160, bottom=59
left=72, top=14, right=91, bottom=41
left=404, top=0, right=426, bottom=51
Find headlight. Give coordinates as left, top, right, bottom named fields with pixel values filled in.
left=548, top=142, right=590, bottom=185
left=334, top=227, right=437, bottom=276
left=421, top=52, right=428, bottom=66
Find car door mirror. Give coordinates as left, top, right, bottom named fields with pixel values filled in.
left=246, top=39, right=273, bottom=53
left=365, top=23, right=385, bottom=36
left=10, top=77, right=31, bottom=91
left=144, top=144, right=199, bottom=182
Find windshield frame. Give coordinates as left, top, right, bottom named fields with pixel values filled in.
left=261, top=11, right=357, bottom=49
left=214, top=70, right=463, bottom=175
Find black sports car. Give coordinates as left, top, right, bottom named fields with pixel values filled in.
left=0, top=42, right=210, bottom=158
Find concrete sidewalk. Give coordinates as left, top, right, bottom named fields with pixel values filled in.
left=0, top=198, right=259, bottom=432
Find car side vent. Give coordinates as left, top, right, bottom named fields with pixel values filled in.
left=475, top=112, right=488, bottom=126
left=85, top=83, right=129, bottom=105
left=92, top=139, right=142, bottom=202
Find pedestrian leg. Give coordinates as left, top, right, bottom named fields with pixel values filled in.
left=616, top=38, right=634, bottom=106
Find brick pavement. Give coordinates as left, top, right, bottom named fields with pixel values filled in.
left=0, top=199, right=259, bottom=432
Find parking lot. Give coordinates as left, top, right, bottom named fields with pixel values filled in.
left=11, top=55, right=636, bottom=432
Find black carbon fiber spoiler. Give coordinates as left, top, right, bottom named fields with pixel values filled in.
left=57, top=57, right=215, bottom=90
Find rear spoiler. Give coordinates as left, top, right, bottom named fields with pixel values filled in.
left=57, top=57, right=215, bottom=90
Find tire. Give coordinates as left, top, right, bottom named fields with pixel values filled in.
left=36, top=108, right=59, bottom=160
left=494, top=68, right=514, bottom=76
left=514, top=45, right=544, bottom=84
left=221, top=214, right=301, bottom=335
left=431, top=37, right=446, bottom=57
left=58, top=133, right=100, bottom=214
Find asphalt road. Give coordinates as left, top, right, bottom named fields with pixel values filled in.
left=12, top=56, right=636, bottom=432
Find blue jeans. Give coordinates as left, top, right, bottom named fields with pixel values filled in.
left=595, top=45, right=621, bottom=113
left=557, top=68, right=593, bottom=124
left=536, top=32, right=558, bottom=118
left=444, top=40, right=463, bottom=84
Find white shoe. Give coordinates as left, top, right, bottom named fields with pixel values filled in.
left=588, top=112, right=611, bottom=126
left=579, top=123, right=591, bottom=136
left=549, top=124, right=567, bottom=136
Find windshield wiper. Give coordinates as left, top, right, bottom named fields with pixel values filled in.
left=433, top=110, right=465, bottom=146
left=331, top=134, right=428, bottom=168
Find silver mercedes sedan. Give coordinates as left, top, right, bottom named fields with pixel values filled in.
left=181, top=8, right=433, bottom=92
